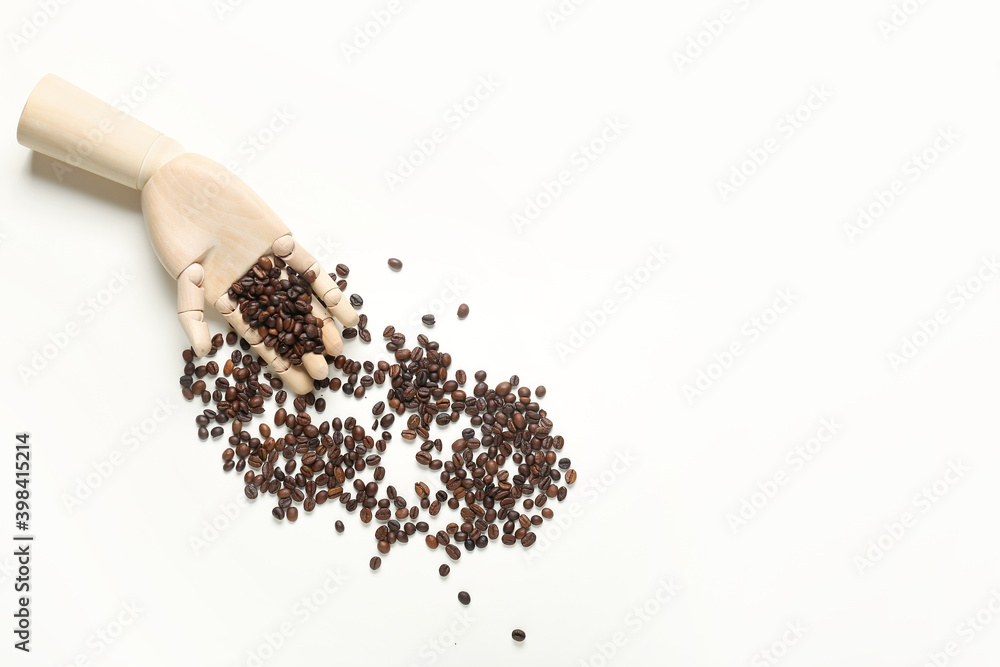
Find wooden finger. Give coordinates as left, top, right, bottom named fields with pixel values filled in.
left=214, top=294, right=314, bottom=395
left=177, top=263, right=212, bottom=357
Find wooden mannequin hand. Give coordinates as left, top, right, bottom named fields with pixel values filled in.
left=148, top=153, right=359, bottom=395
left=16, top=75, right=357, bottom=395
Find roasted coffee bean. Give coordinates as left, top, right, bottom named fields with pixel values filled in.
left=458, top=591, right=471, bottom=605
left=457, top=303, right=469, bottom=318
left=388, top=257, right=403, bottom=270
left=336, top=263, right=350, bottom=277
left=565, top=469, right=577, bottom=484
left=335, top=520, right=345, bottom=533
left=421, top=314, right=435, bottom=326
left=439, top=564, right=450, bottom=577
left=286, top=507, right=299, bottom=522
left=512, top=629, right=525, bottom=642
left=369, top=556, right=381, bottom=570
left=445, top=544, right=461, bottom=560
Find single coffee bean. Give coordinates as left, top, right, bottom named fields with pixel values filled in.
left=286, top=507, right=298, bottom=522
left=335, top=520, right=345, bottom=533
left=535, top=385, right=546, bottom=397
left=336, top=263, right=350, bottom=276
left=512, top=629, right=525, bottom=642
left=445, top=544, right=461, bottom=560
left=350, top=294, right=363, bottom=308
left=565, top=469, right=577, bottom=484
left=369, top=556, right=381, bottom=570
left=458, top=591, right=471, bottom=605
left=457, top=303, right=469, bottom=318
left=421, top=314, right=435, bottom=326
left=388, top=258, right=403, bottom=270
left=439, top=564, right=450, bottom=577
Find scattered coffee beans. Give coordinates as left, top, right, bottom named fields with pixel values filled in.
left=179, top=257, right=576, bottom=631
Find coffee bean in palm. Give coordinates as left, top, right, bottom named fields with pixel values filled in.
left=512, top=629, right=525, bottom=642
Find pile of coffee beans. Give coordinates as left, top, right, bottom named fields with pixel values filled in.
left=227, top=256, right=326, bottom=365
left=179, top=257, right=575, bottom=642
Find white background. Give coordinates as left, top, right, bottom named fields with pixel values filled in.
left=3, top=1, right=1000, bottom=665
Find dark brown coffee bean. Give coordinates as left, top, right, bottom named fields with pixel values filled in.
left=439, top=564, right=450, bottom=577
left=421, top=314, right=435, bottom=326
left=388, top=258, right=403, bottom=270
left=445, top=544, right=461, bottom=560
left=336, top=263, right=350, bottom=276
left=457, top=303, right=469, bottom=318
left=377, top=540, right=391, bottom=554
left=244, top=484, right=258, bottom=499
left=512, top=629, right=525, bottom=642
left=335, top=520, right=345, bottom=533
left=458, top=591, right=471, bottom=605
left=369, top=556, right=381, bottom=570
left=286, top=507, right=298, bottom=522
